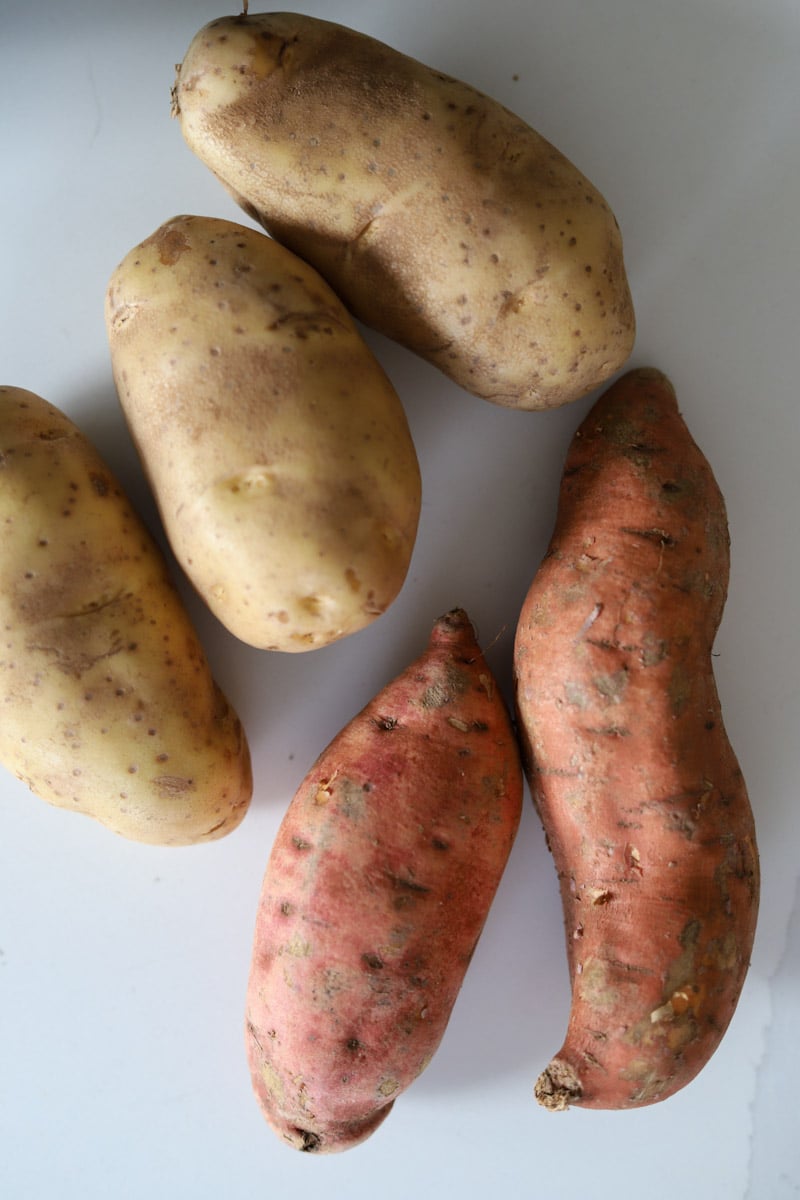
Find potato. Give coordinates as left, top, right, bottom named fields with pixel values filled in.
left=173, top=12, right=635, bottom=410
left=105, top=214, right=421, bottom=652
left=513, top=369, right=759, bottom=1109
left=0, top=386, right=252, bottom=845
left=245, top=609, right=523, bottom=1152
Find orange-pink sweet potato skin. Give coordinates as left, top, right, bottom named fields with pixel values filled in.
left=513, top=368, right=759, bottom=1110
left=245, top=609, right=523, bottom=1152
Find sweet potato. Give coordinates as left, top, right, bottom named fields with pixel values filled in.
left=245, top=609, right=523, bottom=1152
left=513, top=367, right=759, bottom=1109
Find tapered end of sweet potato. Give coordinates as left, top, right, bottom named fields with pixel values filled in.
left=534, top=1057, right=583, bottom=1111
left=267, top=1102, right=394, bottom=1154
left=428, top=608, right=479, bottom=649
left=623, top=365, right=675, bottom=392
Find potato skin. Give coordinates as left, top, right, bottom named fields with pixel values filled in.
left=0, top=387, right=252, bottom=844
left=173, top=13, right=635, bottom=410
left=245, top=609, right=523, bottom=1152
left=513, top=368, right=759, bottom=1109
left=105, top=214, right=421, bottom=651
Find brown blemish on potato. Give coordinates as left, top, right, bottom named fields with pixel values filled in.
left=204, top=815, right=230, bottom=836
left=298, top=594, right=326, bottom=618
left=149, top=226, right=191, bottom=266
left=153, top=774, right=195, bottom=797
left=25, top=628, right=126, bottom=679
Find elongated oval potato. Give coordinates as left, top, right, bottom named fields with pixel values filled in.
left=513, top=368, right=759, bottom=1109
left=245, top=609, right=523, bottom=1152
left=105, top=214, right=421, bottom=652
left=0, top=386, right=252, bottom=845
left=173, top=13, right=635, bottom=410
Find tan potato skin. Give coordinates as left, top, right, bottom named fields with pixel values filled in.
left=105, top=214, right=421, bottom=652
left=245, top=609, right=523, bottom=1152
left=0, top=387, right=252, bottom=845
left=513, top=368, right=759, bottom=1109
left=173, top=13, right=635, bottom=410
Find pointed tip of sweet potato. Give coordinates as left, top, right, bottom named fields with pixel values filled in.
left=534, top=1057, right=583, bottom=1112
left=274, top=1103, right=394, bottom=1154
left=429, top=607, right=478, bottom=648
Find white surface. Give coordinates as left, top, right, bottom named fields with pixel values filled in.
left=1, top=1, right=798, bottom=1196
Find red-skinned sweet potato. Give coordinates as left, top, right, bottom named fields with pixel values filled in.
left=513, top=367, right=759, bottom=1110
left=245, top=608, right=523, bottom=1151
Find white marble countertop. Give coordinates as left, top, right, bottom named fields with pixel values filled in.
left=1, top=1, right=798, bottom=1196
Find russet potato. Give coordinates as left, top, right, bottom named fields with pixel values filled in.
left=0, top=386, right=252, bottom=845
left=173, top=12, right=636, bottom=410
left=105, top=214, right=421, bottom=652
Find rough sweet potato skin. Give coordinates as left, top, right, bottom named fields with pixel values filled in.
left=513, top=367, right=759, bottom=1110
left=245, top=609, right=523, bottom=1151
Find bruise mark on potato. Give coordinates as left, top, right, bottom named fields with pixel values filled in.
left=89, top=471, right=110, bottom=496
left=150, top=226, right=191, bottom=266
left=266, top=308, right=348, bottom=337
left=153, top=774, right=195, bottom=798
left=25, top=631, right=126, bottom=679
left=204, top=815, right=230, bottom=836
left=56, top=592, right=127, bottom=621
left=108, top=302, right=141, bottom=333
